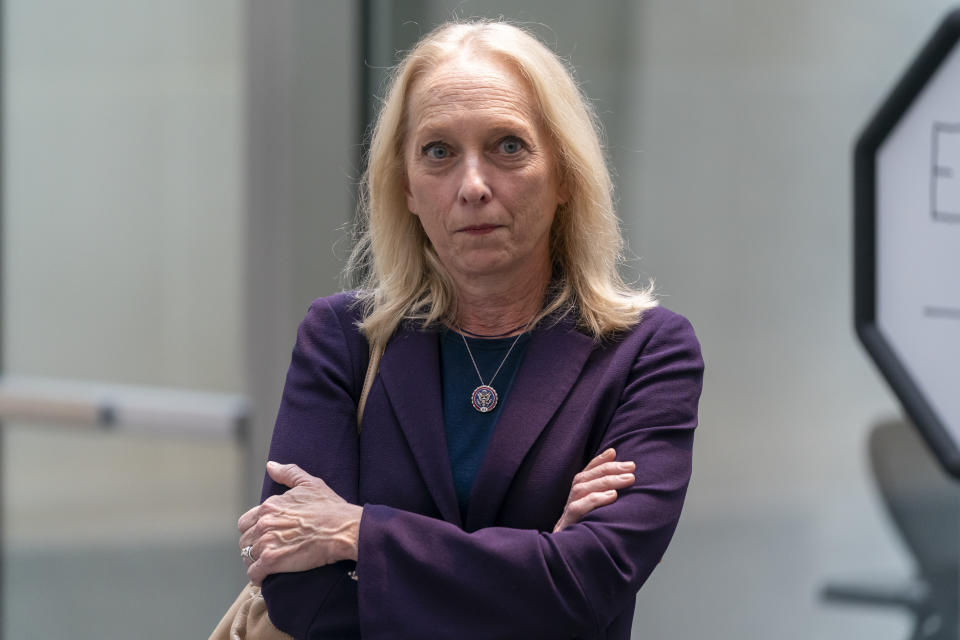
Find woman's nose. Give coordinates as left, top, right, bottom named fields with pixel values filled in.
left=458, top=160, right=492, bottom=204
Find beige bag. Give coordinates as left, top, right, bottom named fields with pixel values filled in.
left=209, top=342, right=382, bottom=639
left=209, top=583, right=292, bottom=640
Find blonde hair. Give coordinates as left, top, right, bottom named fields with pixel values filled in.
left=346, top=20, right=656, bottom=352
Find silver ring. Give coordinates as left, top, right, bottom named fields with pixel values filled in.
left=241, top=545, right=253, bottom=561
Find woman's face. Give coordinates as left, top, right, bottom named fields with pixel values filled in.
left=403, top=55, right=567, bottom=285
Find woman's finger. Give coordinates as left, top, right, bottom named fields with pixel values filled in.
left=581, top=448, right=616, bottom=473
left=553, top=452, right=635, bottom=533
left=239, top=512, right=273, bottom=550
left=246, top=528, right=289, bottom=585
left=237, top=503, right=261, bottom=534
left=240, top=534, right=266, bottom=569
left=553, top=489, right=619, bottom=533
left=266, top=460, right=316, bottom=489
left=239, top=527, right=254, bottom=551
left=248, top=555, right=268, bottom=586
left=240, top=544, right=255, bottom=567
left=572, top=459, right=635, bottom=487
left=566, top=490, right=619, bottom=521
left=568, top=472, right=635, bottom=501
left=247, top=537, right=313, bottom=586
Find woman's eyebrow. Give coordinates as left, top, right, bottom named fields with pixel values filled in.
left=412, top=117, right=536, bottom=140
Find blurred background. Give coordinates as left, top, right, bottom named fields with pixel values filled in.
left=2, top=1, right=958, bottom=638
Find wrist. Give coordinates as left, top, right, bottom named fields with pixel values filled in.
left=342, top=504, right=363, bottom=562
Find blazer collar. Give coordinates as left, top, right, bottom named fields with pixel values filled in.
left=378, top=324, right=462, bottom=526
left=377, top=315, right=596, bottom=530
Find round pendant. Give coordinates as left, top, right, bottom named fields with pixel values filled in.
left=471, top=385, right=499, bottom=413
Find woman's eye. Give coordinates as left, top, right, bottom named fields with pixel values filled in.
left=422, top=143, right=450, bottom=160
left=499, top=137, right=525, bottom=154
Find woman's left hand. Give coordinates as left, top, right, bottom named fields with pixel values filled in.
left=238, top=461, right=363, bottom=586
left=552, top=448, right=635, bottom=533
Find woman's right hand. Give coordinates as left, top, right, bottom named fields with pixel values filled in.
left=553, top=448, right=636, bottom=533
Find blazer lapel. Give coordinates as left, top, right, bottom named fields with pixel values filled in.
left=465, top=317, right=596, bottom=531
left=378, top=326, right=462, bottom=527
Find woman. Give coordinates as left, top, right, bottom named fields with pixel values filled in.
left=236, top=20, right=703, bottom=640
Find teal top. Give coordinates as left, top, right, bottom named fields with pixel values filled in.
left=440, top=329, right=530, bottom=520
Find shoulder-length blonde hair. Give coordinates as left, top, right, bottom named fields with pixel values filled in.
left=346, top=20, right=656, bottom=351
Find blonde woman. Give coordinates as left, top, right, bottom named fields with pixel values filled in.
left=237, top=21, right=703, bottom=639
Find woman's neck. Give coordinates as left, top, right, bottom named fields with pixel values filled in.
left=452, top=266, right=549, bottom=336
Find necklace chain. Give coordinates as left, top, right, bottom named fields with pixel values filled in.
left=457, top=321, right=530, bottom=413
left=458, top=329, right=525, bottom=388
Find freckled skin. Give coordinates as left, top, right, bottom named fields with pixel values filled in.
left=404, top=56, right=567, bottom=291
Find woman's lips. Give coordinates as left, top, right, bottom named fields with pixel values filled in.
left=460, top=224, right=501, bottom=235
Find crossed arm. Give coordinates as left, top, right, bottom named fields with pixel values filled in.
left=238, top=447, right=636, bottom=586
left=235, top=298, right=702, bottom=638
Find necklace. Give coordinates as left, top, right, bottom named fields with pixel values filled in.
left=457, top=325, right=527, bottom=413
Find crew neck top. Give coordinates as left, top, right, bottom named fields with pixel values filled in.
left=439, top=329, right=531, bottom=520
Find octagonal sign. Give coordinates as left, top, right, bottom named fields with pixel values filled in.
left=855, top=8, right=960, bottom=477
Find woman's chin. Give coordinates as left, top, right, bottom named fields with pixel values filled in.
left=450, top=255, right=519, bottom=280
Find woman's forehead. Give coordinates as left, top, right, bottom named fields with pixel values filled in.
left=406, top=57, right=539, bottom=130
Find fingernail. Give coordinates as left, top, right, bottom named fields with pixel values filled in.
left=618, top=461, right=635, bottom=471
left=267, top=461, right=278, bottom=470
left=606, top=490, right=617, bottom=497
left=604, top=448, right=616, bottom=456
left=619, top=473, right=634, bottom=482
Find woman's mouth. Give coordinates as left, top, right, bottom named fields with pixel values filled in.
left=460, top=224, right=501, bottom=235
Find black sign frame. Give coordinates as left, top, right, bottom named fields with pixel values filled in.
left=854, top=8, right=960, bottom=477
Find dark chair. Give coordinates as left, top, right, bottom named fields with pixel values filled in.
left=822, top=418, right=958, bottom=639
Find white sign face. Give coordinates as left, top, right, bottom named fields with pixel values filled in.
left=877, top=42, right=960, bottom=446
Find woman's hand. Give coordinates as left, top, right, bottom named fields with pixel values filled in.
left=238, top=461, right=363, bottom=586
left=553, top=448, right=635, bottom=533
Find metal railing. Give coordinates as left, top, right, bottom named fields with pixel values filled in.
left=0, top=374, right=248, bottom=438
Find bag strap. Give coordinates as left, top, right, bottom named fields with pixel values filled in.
left=356, top=340, right=383, bottom=432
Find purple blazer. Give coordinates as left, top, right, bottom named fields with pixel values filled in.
left=260, top=292, right=704, bottom=639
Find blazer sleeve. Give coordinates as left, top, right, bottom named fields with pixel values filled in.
left=259, top=297, right=364, bottom=638
left=354, top=311, right=704, bottom=639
